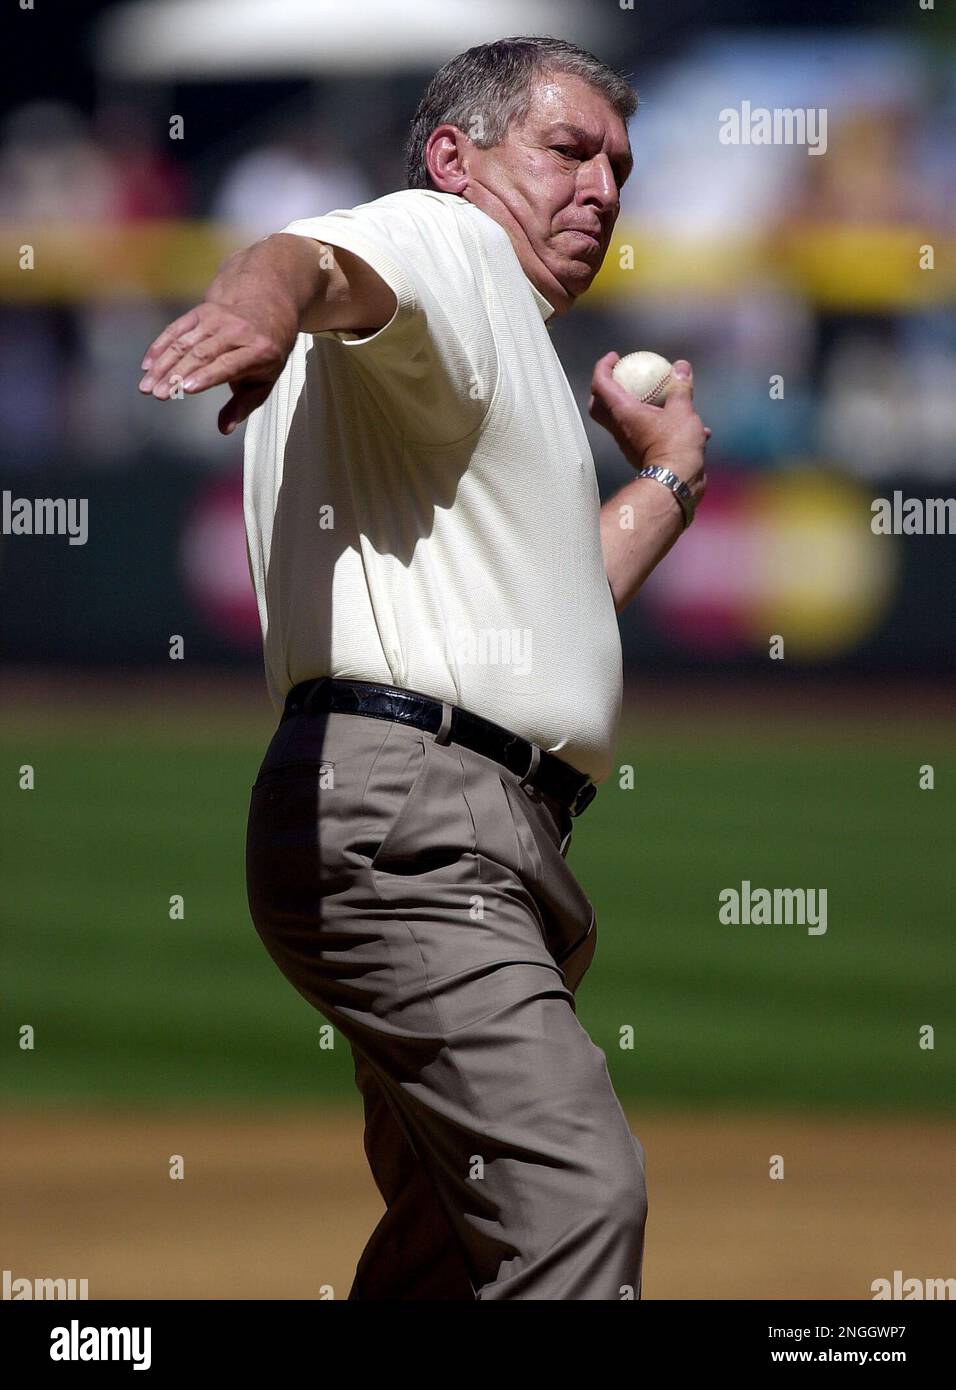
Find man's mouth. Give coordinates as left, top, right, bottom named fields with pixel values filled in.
left=563, top=227, right=602, bottom=251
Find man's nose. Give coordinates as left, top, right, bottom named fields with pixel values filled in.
left=577, top=154, right=620, bottom=211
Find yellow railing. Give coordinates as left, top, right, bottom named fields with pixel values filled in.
left=1, top=221, right=951, bottom=309
left=589, top=225, right=950, bottom=309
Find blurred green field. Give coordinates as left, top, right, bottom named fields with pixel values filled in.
left=2, top=698, right=953, bottom=1113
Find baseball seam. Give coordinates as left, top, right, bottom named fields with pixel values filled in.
left=640, top=371, right=671, bottom=404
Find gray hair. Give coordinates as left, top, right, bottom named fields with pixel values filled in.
left=404, top=36, right=637, bottom=190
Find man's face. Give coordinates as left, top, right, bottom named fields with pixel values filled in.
left=457, top=72, right=633, bottom=314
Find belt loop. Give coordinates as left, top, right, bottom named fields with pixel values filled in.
left=518, top=742, right=541, bottom=789
left=434, top=701, right=454, bottom=745
left=303, top=677, right=327, bottom=716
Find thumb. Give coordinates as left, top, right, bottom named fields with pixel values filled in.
left=665, top=359, right=694, bottom=412
left=218, top=381, right=270, bottom=436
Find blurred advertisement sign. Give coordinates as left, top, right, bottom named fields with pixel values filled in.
left=640, top=470, right=899, bottom=660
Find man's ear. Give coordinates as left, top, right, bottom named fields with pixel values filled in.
left=425, top=124, right=470, bottom=194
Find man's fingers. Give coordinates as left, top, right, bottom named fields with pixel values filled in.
left=186, top=347, right=272, bottom=396
left=140, top=343, right=195, bottom=393
left=141, top=327, right=225, bottom=394
left=142, top=353, right=194, bottom=396
left=148, top=335, right=238, bottom=397
left=140, top=309, right=202, bottom=373
left=150, top=345, right=264, bottom=400
left=589, top=350, right=664, bottom=419
left=140, top=302, right=243, bottom=386
left=218, top=381, right=272, bottom=436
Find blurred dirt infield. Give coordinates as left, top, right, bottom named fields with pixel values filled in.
left=4, top=1107, right=953, bottom=1300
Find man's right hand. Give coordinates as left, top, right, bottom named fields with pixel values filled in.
left=138, top=232, right=397, bottom=437
left=139, top=297, right=298, bottom=436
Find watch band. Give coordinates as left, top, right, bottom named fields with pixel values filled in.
left=636, top=464, right=696, bottom=529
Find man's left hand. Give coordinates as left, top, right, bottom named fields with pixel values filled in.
left=589, top=352, right=710, bottom=507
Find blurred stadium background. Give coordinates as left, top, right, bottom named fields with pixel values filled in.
left=2, top=0, right=954, bottom=1299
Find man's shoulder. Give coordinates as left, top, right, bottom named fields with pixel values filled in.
left=367, top=188, right=461, bottom=213
left=358, top=188, right=509, bottom=253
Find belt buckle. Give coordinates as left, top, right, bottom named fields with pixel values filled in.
left=569, top=780, right=597, bottom=818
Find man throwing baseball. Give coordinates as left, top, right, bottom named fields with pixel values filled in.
left=139, top=36, right=708, bottom=1300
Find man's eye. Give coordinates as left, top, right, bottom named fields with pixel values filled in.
left=552, top=145, right=578, bottom=158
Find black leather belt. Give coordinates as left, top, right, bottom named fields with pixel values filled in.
left=281, top=677, right=598, bottom=818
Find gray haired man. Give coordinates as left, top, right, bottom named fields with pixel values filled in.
left=140, top=37, right=709, bottom=1300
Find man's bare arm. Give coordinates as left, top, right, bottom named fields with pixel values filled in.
left=138, top=233, right=396, bottom=435
left=600, top=476, right=686, bottom=612
left=590, top=353, right=710, bottom=612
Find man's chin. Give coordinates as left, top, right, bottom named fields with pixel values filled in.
left=532, top=252, right=600, bottom=312
left=556, top=262, right=599, bottom=301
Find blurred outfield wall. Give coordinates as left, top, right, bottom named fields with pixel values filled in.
left=1, top=464, right=953, bottom=675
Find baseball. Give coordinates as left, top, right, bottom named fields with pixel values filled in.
left=612, top=350, right=673, bottom=406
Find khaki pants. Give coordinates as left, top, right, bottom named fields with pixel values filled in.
left=245, top=709, right=647, bottom=1300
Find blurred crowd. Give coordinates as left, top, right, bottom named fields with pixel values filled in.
left=0, top=97, right=380, bottom=466
left=1, top=28, right=954, bottom=483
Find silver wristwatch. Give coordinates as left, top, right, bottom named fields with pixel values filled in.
left=636, top=465, right=696, bottom=529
